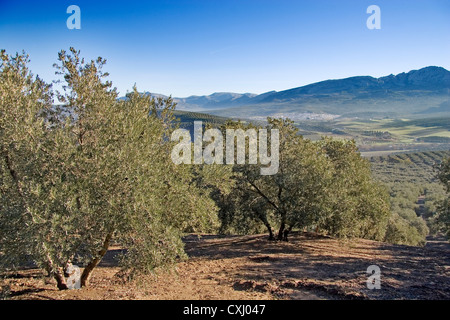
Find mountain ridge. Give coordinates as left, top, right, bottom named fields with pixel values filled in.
left=121, top=66, right=450, bottom=119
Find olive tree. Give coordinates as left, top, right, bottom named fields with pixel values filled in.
left=206, top=118, right=390, bottom=241
left=0, top=50, right=73, bottom=289
left=0, top=48, right=218, bottom=289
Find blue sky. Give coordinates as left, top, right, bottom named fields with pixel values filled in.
left=1, top=0, right=449, bottom=97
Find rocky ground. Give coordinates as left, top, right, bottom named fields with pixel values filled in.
left=1, top=232, right=449, bottom=300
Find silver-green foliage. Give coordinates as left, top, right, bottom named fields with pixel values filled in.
left=0, top=48, right=218, bottom=288
left=204, top=118, right=391, bottom=242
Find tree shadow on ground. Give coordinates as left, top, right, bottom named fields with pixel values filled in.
left=184, top=231, right=450, bottom=300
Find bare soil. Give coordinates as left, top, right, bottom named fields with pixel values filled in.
left=2, top=232, right=449, bottom=300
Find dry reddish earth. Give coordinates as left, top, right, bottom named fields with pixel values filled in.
left=2, top=232, right=449, bottom=300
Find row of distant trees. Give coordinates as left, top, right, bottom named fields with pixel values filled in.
left=1, top=48, right=449, bottom=290
left=436, top=157, right=450, bottom=237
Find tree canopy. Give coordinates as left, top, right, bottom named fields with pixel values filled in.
left=0, top=48, right=218, bottom=289
left=201, top=118, right=391, bottom=242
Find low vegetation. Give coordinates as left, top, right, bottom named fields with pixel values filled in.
left=370, top=151, right=450, bottom=245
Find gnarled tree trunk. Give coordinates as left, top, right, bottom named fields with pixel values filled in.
left=264, top=221, right=275, bottom=241
left=277, top=221, right=286, bottom=241
left=256, top=212, right=275, bottom=240
left=80, top=231, right=113, bottom=287
left=44, top=249, right=68, bottom=290
left=282, top=226, right=293, bottom=242
left=277, top=220, right=292, bottom=242
left=54, top=268, right=69, bottom=290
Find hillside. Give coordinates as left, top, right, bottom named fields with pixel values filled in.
left=370, top=150, right=450, bottom=184
left=134, top=66, right=450, bottom=120
left=3, top=232, right=449, bottom=300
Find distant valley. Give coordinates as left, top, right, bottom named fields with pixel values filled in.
left=127, top=66, right=450, bottom=121
left=122, top=66, right=450, bottom=156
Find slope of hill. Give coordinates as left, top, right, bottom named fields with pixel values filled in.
left=130, top=66, right=450, bottom=120
left=3, top=232, right=449, bottom=300
left=370, top=150, right=450, bottom=185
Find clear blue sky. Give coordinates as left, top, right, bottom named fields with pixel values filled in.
left=1, top=0, right=449, bottom=97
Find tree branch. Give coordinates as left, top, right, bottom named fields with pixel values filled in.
left=246, top=179, right=279, bottom=212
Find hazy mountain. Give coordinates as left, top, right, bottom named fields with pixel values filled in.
left=204, top=66, right=450, bottom=120
left=258, top=66, right=450, bottom=102
left=174, top=92, right=258, bottom=111
left=120, top=67, right=450, bottom=119
left=117, top=91, right=169, bottom=102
